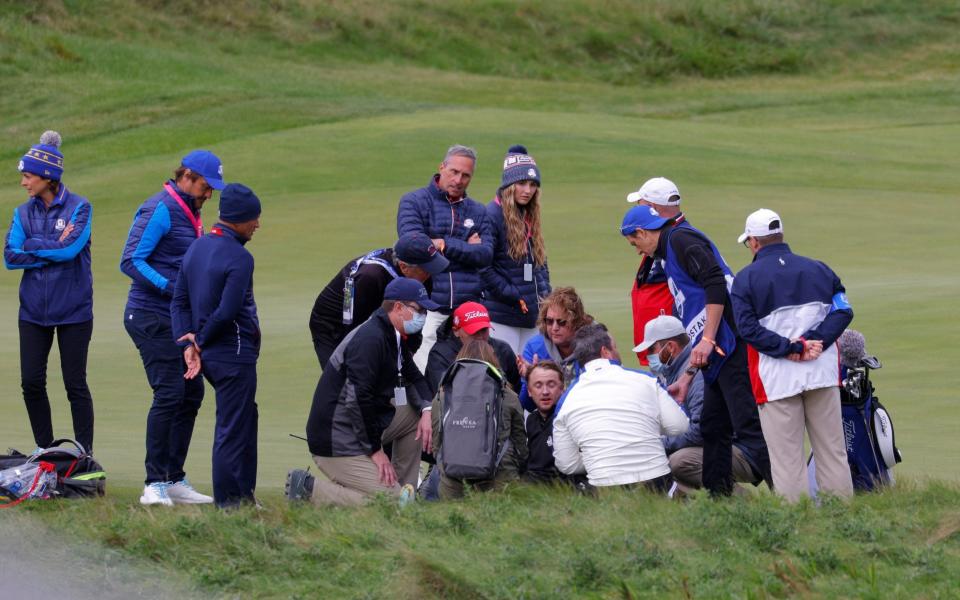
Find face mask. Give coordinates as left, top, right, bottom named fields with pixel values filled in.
left=647, top=346, right=674, bottom=376
left=404, top=311, right=427, bottom=334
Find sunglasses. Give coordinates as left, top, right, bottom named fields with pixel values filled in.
left=544, top=317, right=569, bottom=327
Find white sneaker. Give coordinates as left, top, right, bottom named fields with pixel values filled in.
left=140, top=482, right=174, bottom=507
left=167, top=478, right=214, bottom=504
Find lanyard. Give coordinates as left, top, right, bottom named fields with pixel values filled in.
left=395, top=330, right=403, bottom=375
left=164, top=182, right=204, bottom=239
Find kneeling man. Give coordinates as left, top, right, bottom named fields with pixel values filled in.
left=289, top=278, right=437, bottom=506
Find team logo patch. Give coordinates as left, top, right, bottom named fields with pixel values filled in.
left=464, top=218, right=475, bottom=229
left=648, top=206, right=659, bottom=216
left=503, top=154, right=537, bottom=169
left=17, top=160, right=24, bottom=171
left=218, top=165, right=223, bottom=176
left=55, top=218, right=66, bottom=231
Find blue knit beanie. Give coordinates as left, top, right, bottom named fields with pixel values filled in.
left=499, top=144, right=540, bottom=192
left=219, top=183, right=262, bottom=223
left=19, top=131, right=64, bottom=181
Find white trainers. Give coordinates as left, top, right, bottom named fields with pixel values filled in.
left=167, top=478, right=214, bottom=504
left=140, top=482, right=174, bottom=507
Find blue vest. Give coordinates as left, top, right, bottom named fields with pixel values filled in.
left=662, top=223, right=736, bottom=384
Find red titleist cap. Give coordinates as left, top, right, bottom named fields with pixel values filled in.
left=453, top=302, right=491, bottom=335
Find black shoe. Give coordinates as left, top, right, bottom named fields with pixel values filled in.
left=285, top=469, right=315, bottom=502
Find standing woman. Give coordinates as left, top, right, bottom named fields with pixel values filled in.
left=481, top=145, right=550, bottom=354
left=3, top=131, right=94, bottom=452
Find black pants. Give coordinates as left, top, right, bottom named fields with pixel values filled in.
left=203, top=359, right=258, bottom=508
left=700, top=341, right=771, bottom=496
left=19, top=319, right=94, bottom=452
left=124, top=309, right=205, bottom=485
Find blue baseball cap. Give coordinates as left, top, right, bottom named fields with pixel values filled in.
left=394, top=233, right=449, bottom=276
left=181, top=150, right=225, bottom=190
left=620, top=205, right=671, bottom=236
left=384, top=277, right=441, bottom=311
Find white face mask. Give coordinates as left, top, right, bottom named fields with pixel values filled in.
left=403, top=311, right=427, bottom=334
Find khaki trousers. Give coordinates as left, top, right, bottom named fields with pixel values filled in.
left=310, top=404, right=422, bottom=506
left=758, top=386, right=853, bottom=503
left=669, top=445, right=759, bottom=495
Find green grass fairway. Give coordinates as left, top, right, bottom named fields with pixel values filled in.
left=2, top=2, right=959, bottom=596
left=1, top=1, right=958, bottom=496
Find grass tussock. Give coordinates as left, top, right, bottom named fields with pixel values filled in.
left=16, top=480, right=960, bottom=598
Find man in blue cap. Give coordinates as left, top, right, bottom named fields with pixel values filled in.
left=121, top=150, right=225, bottom=507
left=171, top=182, right=261, bottom=509
left=288, top=277, right=438, bottom=506
left=309, top=232, right=449, bottom=369
left=619, top=204, right=771, bottom=497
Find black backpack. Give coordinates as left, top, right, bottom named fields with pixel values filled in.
left=0, top=439, right=106, bottom=503
left=438, top=359, right=510, bottom=480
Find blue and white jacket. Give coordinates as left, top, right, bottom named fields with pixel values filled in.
left=171, top=224, right=260, bottom=364
left=4, top=185, right=93, bottom=326
left=120, top=181, right=203, bottom=316
left=479, top=197, right=550, bottom=328
left=396, top=176, right=492, bottom=312
left=730, top=243, right=853, bottom=403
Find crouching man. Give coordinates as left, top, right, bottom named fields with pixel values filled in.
left=635, top=315, right=764, bottom=495
left=287, top=278, right=437, bottom=506
left=552, top=323, right=689, bottom=493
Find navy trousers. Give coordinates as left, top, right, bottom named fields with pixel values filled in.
left=203, top=359, right=258, bottom=508
left=700, top=340, right=771, bottom=496
left=19, top=319, right=94, bottom=452
left=124, top=309, right=205, bottom=485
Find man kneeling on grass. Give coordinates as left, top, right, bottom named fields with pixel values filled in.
left=552, top=323, right=689, bottom=493
left=286, top=278, right=437, bottom=507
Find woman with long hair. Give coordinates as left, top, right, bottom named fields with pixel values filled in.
left=480, top=144, right=550, bottom=354
left=4, top=131, right=95, bottom=452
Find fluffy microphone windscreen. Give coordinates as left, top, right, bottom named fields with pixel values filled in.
left=838, top=329, right=867, bottom=368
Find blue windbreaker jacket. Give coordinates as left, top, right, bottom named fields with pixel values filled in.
left=120, top=181, right=204, bottom=315
left=4, top=185, right=93, bottom=325
left=396, top=176, right=492, bottom=312
left=171, top=224, right=260, bottom=364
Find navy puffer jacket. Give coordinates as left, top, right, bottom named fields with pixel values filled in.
left=480, top=198, right=550, bottom=327
left=396, top=176, right=492, bottom=313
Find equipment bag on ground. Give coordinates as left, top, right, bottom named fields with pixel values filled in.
left=0, top=439, right=106, bottom=506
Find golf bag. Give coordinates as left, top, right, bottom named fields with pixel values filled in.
left=838, top=359, right=902, bottom=490
left=808, top=331, right=902, bottom=494
left=0, top=439, right=106, bottom=507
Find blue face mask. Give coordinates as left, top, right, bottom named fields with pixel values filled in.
left=647, top=347, right=673, bottom=376
left=404, top=311, right=427, bottom=335
left=647, top=352, right=665, bottom=375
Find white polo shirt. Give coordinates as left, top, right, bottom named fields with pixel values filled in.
left=552, top=359, right=689, bottom=487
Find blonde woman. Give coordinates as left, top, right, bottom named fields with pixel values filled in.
left=481, top=145, right=550, bottom=354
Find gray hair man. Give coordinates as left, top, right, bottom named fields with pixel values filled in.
left=397, top=145, right=493, bottom=371
left=552, top=323, right=689, bottom=493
